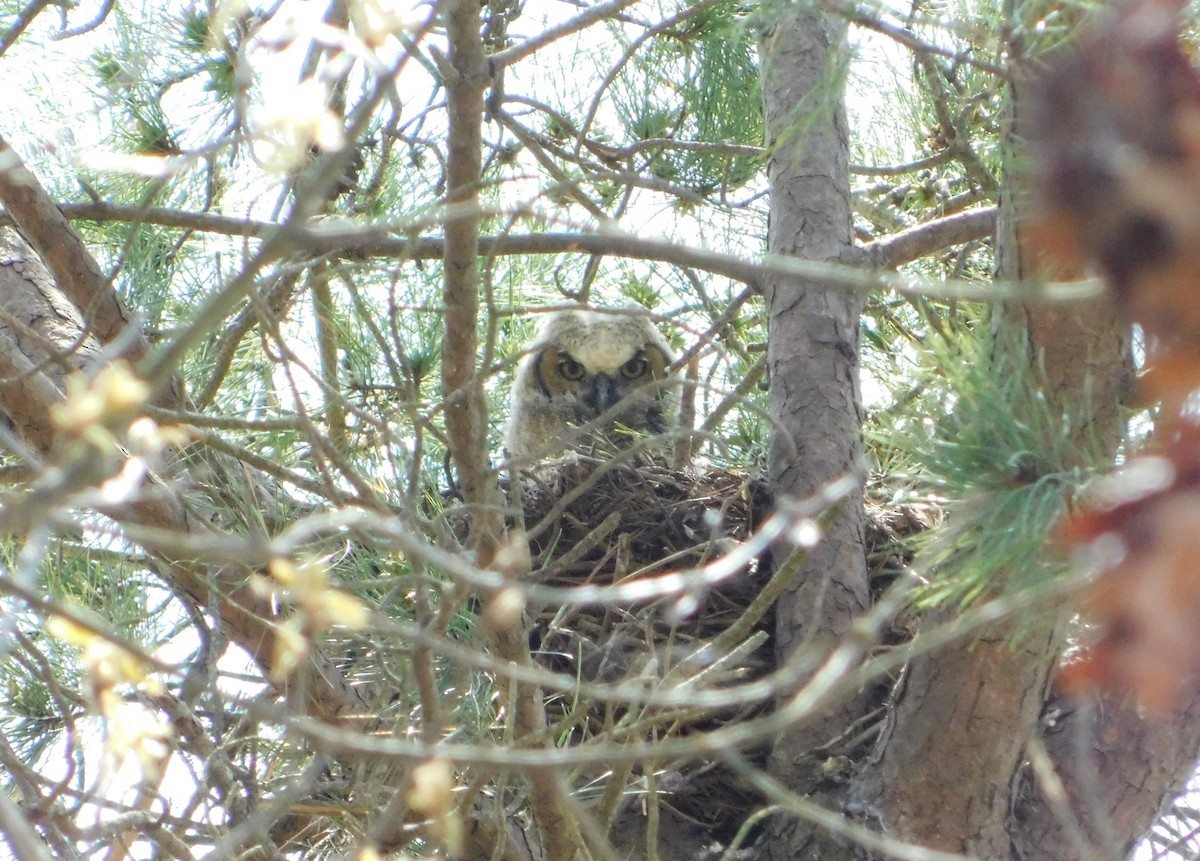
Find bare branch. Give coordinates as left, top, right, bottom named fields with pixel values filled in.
left=0, top=135, right=159, bottom=374
left=490, top=0, right=641, bottom=67
left=39, top=201, right=1096, bottom=304
left=864, top=205, right=996, bottom=269
left=851, top=151, right=955, bottom=177
left=820, top=0, right=1009, bottom=79
left=0, top=0, right=54, bottom=57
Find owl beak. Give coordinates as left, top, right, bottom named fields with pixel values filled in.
left=582, top=373, right=622, bottom=414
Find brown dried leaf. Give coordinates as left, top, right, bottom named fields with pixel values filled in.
left=1060, top=426, right=1200, bottom=711
left=1031, top=0, right=1200, bottom=409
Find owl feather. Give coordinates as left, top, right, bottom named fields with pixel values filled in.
left=505, top=308, right=678, bottom=461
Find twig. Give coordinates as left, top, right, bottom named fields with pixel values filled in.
left=0, top=0, right=54, bottom=57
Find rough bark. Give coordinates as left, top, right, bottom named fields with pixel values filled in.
left=867, top=623, right=1058, bottom=857
left=1014, top=685, right=1200, bottom=860
left=0, top=135, right=159, bottom=376
left=992, top=60, right=1131, bottom=453
left=759, top=3, right=869, bottom=843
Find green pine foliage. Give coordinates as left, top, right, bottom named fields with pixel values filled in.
left=873, top=322, right=1114, bottom=611
left=611, top=1, right=764, bottom=195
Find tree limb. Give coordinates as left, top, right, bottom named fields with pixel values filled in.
left=864, top=206, right=996, bottom=269
left=0, top=0, right=54, bottom=57
left=443, top=0, right=573, bottom=856
left=0, top=134, right=158, bottom=374
left=36, top=201, right=1062, bottom=302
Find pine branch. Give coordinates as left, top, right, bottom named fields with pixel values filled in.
left=0, top=134, right=160, bottom=378
left=864, top=205, right=996, bottom=269
left=37, top=201, right=1061, bottom=302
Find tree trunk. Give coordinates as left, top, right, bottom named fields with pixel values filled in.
left=1014, top=686, right=1200, bottom=860
left=759, top=7, right=869, bottom=856
left=865, top=620, right=1059, bottom=857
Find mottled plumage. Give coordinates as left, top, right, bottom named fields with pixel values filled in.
left=505, top=308, right=677, bottom=461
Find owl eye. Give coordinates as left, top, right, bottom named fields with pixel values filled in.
left=620, top=356, right=649, bottom=379
left=557, top=356, right=586, bottom=382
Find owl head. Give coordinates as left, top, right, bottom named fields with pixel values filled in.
left=505, top=307, right=678, bottom=461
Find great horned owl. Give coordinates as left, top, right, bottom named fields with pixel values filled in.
left=505, top=307, right=677, bottom=461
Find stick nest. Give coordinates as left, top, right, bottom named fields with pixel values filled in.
left=522, top=458, right=774, bottom=678
left=517, top=458, right=929, bottom=843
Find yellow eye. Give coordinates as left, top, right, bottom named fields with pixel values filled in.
left=558, top=356, right=586, bottom=382
left=620, top=356, right=649, bottom=379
